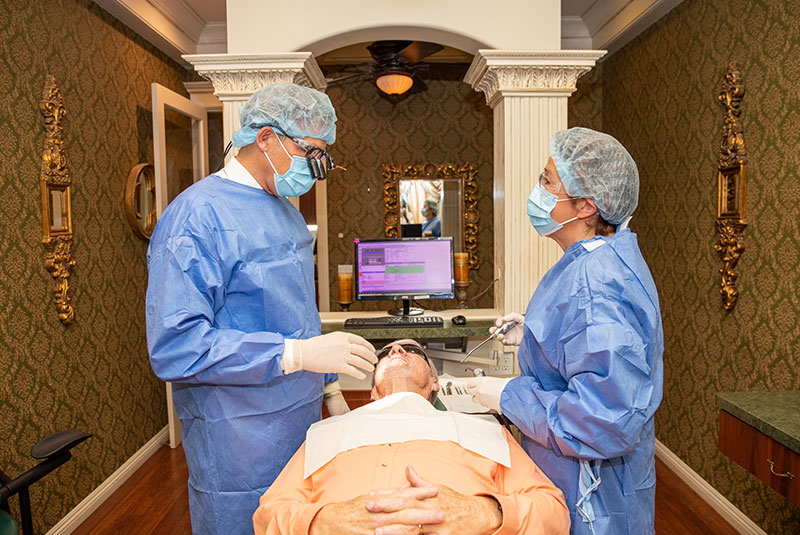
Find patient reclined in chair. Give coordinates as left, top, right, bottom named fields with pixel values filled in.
left=253, top=339, right=570, bottom=535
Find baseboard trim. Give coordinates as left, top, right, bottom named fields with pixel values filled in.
left=655, top=438, right=767, bottom=535
left=47, top=426, right=170, bottom=535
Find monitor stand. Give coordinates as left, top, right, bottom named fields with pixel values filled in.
left=388, top=298, right=424, bottom=317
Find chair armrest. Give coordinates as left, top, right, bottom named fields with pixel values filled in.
left=30, top=431, right=91, bottom=460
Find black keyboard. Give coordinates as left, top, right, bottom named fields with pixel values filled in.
left=344, top=316, right=444, bottom=328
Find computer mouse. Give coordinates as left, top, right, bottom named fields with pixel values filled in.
left=451, top=315, right=467, bottom=326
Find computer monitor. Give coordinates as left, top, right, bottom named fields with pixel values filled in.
left=354, top=237, right=454, bottom=316
left=400, top=223, right=422, bottom=237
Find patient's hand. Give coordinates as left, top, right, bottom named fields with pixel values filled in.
left=367, top=466, right=502, bottom=535
left=309, top=485, right=443, bottom=535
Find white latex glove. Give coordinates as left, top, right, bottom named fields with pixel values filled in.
left=324, top=391, right=351, bottom=416
left=489, top=312, right=525, bottom=346
left=466, top=376, right=512, bottom=413
left=282, top=332, right=377, bottom=380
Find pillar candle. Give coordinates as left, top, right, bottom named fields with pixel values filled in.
left=453, top=253, right=470, bottom=283
left=337, top=272, right=353, bottom=302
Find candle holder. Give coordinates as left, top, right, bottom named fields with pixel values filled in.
left=454, top=280, right=471, bottom=309
left=336, top=300, right=354, bottom=312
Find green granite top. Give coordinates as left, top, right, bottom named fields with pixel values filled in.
left=322, top=320, right=495, bottom=343
left=717, top=391, right=800, bottom=454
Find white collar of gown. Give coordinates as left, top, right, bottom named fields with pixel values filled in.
left=304, top=392, right=510, bottom=478
left=216, top=155, right=263, bottom=190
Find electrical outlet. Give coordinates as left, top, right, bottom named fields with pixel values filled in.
left=488, top=349, right=516, bottom=376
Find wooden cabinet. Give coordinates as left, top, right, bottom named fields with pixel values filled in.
left=719, top=409, right=799, bottom=506
left=321, top=390, right=372, bottom=419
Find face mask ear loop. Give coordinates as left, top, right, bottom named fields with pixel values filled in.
left=263, top=150, right=278, bottom=175
left=276, top=134, right=292, bottom=158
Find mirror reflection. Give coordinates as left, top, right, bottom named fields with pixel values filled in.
left=48, top=188, right=69, bottom=233
left=399, top=178, right=462, bottom=250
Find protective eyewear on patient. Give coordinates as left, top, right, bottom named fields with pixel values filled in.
left=252, top=124, right=342, bottom=180
left=376, top=344, right=429, bottom=363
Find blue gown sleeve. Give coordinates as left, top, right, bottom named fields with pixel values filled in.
left=501, top=317, right=656, bottom=460
left=324, top=373, right=339, bottom=385
left=146, top=233, right=287, bottom=385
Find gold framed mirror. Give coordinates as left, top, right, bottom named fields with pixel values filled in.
left=125, top=163, right=157, bottom=239
left=39, top=74, right=76, bottom=325
left=383, top=163, right=479, bottom=269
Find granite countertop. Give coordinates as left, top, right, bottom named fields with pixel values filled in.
left=322, top=320, right=495, bottom=340
left=717, top=391, right=800, bottom=454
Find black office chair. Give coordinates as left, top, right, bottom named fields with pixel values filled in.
left=0, top=430, right=91, bottom=535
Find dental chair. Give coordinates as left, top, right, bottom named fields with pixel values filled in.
left=0, top=430, right=91, bottom=535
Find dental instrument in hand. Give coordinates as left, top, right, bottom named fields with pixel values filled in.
left=459, top=320, right=518, bottom=364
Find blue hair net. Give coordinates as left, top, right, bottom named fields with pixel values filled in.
left=549, top=127, right=639, bottom=224
left=231, top=83, right=337, bottom=147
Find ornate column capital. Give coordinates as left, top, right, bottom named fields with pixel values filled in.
left=182, top=53, right=327, bottom=100
left=464, top=50, right=606, bottom=107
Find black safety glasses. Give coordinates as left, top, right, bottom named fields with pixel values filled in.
left=251, top=124, right=340, bottom=181
left=376, top=343, right=429, bottom=363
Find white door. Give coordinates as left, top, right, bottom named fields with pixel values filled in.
left=151, top=83, right=209, bottom=448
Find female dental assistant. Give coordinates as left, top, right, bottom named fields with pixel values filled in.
left=146, top=84, right=376, bottom=535
left=467, top=127, right=663, bottom=535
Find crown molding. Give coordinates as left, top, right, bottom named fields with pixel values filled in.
left=464, top=49, right=606, bottom=107
left=182, top=53, right=327, bottom=97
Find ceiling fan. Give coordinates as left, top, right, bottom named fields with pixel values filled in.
left=323, top=40, right=468, bottom=97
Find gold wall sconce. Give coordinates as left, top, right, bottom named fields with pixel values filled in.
left=714, top=62, right=747, bottom=311
left=125, top=163, right=157, bottom=239
left=39, top=74, right=76, bottom=325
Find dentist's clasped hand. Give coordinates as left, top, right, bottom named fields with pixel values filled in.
left=489, top=312, right=525, bottom=346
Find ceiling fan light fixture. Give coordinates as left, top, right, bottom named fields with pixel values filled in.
left=376, top=73, right=414, bottom=95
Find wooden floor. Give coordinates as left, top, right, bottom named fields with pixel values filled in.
left=73, top=445, right=735, bottom=534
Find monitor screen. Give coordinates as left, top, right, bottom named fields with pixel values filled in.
left=354, top=238, right=454, bottom=301
left=401, top=223, right=422, bottom=237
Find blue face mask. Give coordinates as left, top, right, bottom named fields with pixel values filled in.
left=421, top=207, right=428, bottom=217
left=263, top=138, right=315, bottom=197
left=526, top=182, right=576, bottom=236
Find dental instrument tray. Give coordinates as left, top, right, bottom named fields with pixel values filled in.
left=344, top=315, right=444, bottom=328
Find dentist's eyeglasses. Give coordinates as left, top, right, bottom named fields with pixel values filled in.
left=251, top=124, right=344, bottom=181
left=376, top=343, right=429, bottom=363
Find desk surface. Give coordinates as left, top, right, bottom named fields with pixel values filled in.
left=717, top=391, right=800, bottom=454
left=319, top=308, right=499, bottom=340
left=321, top=309, right=501, bottom=390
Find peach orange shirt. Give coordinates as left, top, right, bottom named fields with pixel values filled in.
left=253, top=430, right=569, bottom=535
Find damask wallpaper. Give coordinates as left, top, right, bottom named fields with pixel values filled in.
left=568, top=0, right=800, bottom=532
left=0, top=0, right=191, bottom=531
left=325, top=75, right=495, bottom=312
left=568, top=64, right=603, bottom=132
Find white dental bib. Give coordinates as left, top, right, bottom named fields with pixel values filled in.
left=304, top=392, right=510, bottom=478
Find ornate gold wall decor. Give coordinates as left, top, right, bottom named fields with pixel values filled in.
left=125, top=163, right=157, bottom=239
left=40, top=75, right=76, bottom=325
left=383, top=162, right=480, bottom=269
left=714, top=62, right=747, bottom=311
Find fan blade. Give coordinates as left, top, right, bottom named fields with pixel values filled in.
left=366, top=40, right=413, bottom=64
left=326, top=71, right=375, bottom=86
left=408, top=76, right=428, bottom=95
left=397, top=41, right=444, bottom=65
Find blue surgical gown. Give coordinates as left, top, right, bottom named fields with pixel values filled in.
left=500, top=229, right=663, bottom=535
left=421, top=215, right=441, bottom=237
left=146, top=175, right=324, bottom=535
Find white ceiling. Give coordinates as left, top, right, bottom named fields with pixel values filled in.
left=94, top=0, right=684, bottom=68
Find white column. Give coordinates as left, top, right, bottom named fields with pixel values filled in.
left=183, top=53, right=327, bottom=148
left=465, top=50, right=605, bottom=314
